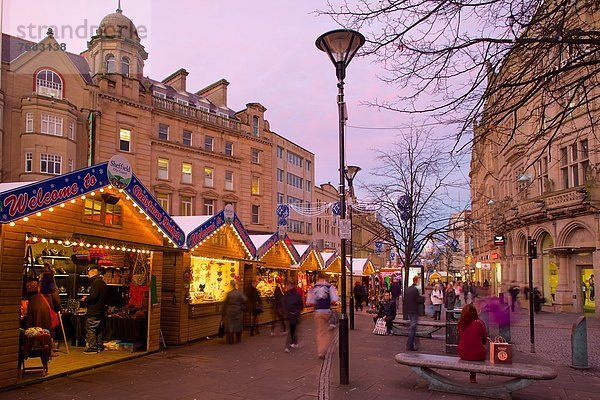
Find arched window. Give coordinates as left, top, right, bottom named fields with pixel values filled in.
left=121, top=57, right=130, bottom=77
left=35, top=69, right=63, bottom=99
left=105, top=54, right=116, bottom=73
left=137, top=60, right=143, bottom=78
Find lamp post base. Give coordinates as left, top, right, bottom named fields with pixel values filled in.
left=339, top=314, right=349, bottom=385
left=349, top=297, right=355, bottom=330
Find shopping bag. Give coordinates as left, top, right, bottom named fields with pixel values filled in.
left=490, top=336, right=512, bottom=364
left=372, top=318, right=388, bottom=335
left=217, top=321, right=225, bottom=338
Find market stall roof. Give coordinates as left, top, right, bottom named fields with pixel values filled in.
left=172, top=210, right=256, bottom=257
left=251, top=232, right=300, bottom=263
left=352, top=258, right=376, bottom=276
left=322, top=252, right=351, bottom=274
left=0, top=161, right=186, bottom=247
left=293, top=242, right=324, bottom=270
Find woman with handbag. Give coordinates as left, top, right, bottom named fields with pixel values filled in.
left=26, top=268, right=61, bottom=352
left=457, top=303, right=488, bottom=383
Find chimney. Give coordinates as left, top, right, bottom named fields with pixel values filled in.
left=196, top=79, right=229, bottom=108
left=162, top=68, right=188, bottom=91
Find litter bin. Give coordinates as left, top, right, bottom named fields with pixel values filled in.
left=445, top=308, right=461, bottom=354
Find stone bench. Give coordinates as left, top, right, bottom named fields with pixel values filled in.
left=395, top=353, right=557, bottom=399
left=391, top=320, right=446, bottom=338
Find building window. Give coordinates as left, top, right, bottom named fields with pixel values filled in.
left=287, top=151, right=303, bottom=167
left=251, top=149, right=260, bottom=164
left=224, top=141, right=233, bottom=156
left=68, top=159, right=74, bottom=172
left=35, top=69, right=62, bottom=99
left=183, top=130, right=192, bottom=146
left=277, top=169, right=284, bottom=182
left=158, top=123, right=169, bottom=140
left=68, top=121, right=75, bottom=140
left=252, top=205, right=260, bottom=224
left=225, top=171, right=234, bottom=191
left=277, top=192, right=284, bottom=204
left=182, top=162, right=192, bottom=184
left=560, top=139, right=589, bottom=189
left=41, top=114, right=63, bottom=136
left=119, top=128, right=131, bottom=152
left=287, top=172, right=303, bottom=189
left=277, top=146, right=284, bottom=158
left=181, top=196, right=193, bottom=216
left=176, top=98, right=189, bottom=106
left=40, top=154, right=61, bottom=175
left=105, top=203, right=123, bottom=225
left=83, top=199, right=122, bottom=226
left=306, top=160, right=311, bottom=171
left=153, top=91, right=166, bottom=99
left=305, top=180, right=312, bottom=192
left=121, top=57, right=130, bottom=76
left=287, top=195, right=302, bottom=206
left=251, top=176, right=260, bottom=195
left=204, top=136, right=214, bottom=151
left=157, top=193, right=170, bottom=212
left=204, top=167, right=214, bottom=187
left=25, top=152, right=33, bottom=172
left=536, top=156, right=549, bottom=195
left=203, top=199, right=215, bottom=215
left=83, top=198, right=102, bottom=222
left=317, top=218, right=322, bottom=233
left=218, top=112, right=229, bottom=127
left=288, top=219, right=303, bottom=234
left=325, top=219, right=330, bottom=235
left=25, top=113, right=34, bottom=133
left=106, top=54, right=116, bottom=73
left=307, top=223, right=313, bottom=235
left=252, top=116, right=259, bottom=136
left=158, top=158, right=169, bottom=180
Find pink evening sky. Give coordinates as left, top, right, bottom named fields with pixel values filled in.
left=2, top=0, right=428, bottom=194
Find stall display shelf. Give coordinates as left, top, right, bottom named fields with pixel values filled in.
left=59, top=293, right=68, bottom=296
left=107, top=283, right=127, bottom=287
left=41, top=256, right=70, bottom=259
left=77, top=293, right=88, bottom=296
left=54, top=274, right=69, bottom=277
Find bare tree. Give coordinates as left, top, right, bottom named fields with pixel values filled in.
left=362, top=127, right=467, bottom=300
left=319, top=0, right=600, bottom=159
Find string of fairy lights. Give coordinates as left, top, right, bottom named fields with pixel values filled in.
left=7, top=185, right=178, bottom=248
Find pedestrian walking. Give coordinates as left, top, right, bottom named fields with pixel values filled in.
left=509, top=282, right=520, bottom=312
left=283, top=280, right=303, bottom=353
left=404, top=275, right=424, bottom=351
left=590, top=274, right=595, bottom=301
left=353, top=281, right=363, bottom=312
left=430, top=283, right=444, bottom=320
left=457, top=303, right=488, bottom=383
left=271, top=282, right=286, bottom=336
left=390, top=279, right=401, bottom=312
left=248, top=281, right=263, bottom=336
left=374, top=291, right=396, bottom=335
left=306, top=272, right=339, bottom=359
left=444, top=282, right=457, bottom=320
left=222, top=280, right=247, bottom=344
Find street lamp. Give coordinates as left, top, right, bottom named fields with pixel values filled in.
left=316, top=29, right=364, bottom=386
left=345, top=165, right=361, bottom=330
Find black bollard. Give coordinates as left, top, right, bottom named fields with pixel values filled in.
left=571, top=316, right=589, bottom=369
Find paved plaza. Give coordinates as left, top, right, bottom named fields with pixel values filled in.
left=2, top=309, right=599, bottom=400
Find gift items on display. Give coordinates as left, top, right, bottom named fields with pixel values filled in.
left=189, top=257, right=240, bottom=304
left=255, top=267, right=287, bottom=298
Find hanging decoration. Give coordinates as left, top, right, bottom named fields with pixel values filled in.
left=397, top=195, right=412, bottom=222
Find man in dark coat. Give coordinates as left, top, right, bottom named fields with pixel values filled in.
left=404, top=275, right=425, bottom=351
left=82, top=268, right=108, bottom=354
left=375, top=291, right=396, bottom=335
left=390, top=280, right=402, bottom=312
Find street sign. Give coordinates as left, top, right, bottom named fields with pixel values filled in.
left=340, top=219, right=351, bottom=240
left=493, top=235, right=505, bottom=246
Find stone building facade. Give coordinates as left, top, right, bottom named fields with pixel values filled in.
left=0, top=8, right=315, bottom=241
left=470, top=6, right=599, bottom=314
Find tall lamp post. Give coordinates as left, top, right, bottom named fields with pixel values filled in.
left=316, top=29, right=364, bottom=385
left=345, top=165, right=361, bottom=330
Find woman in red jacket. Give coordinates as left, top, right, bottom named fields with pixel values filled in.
left=457, top=303, right=488, bottom=383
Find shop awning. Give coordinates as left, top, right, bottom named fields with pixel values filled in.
left=0, top=161, right=186, bottom=247
left=322, top=252, right=351, bottom=274
left=251, top=232, right=300, bottom=264
left=352, top=258, right=376, bottom=276
left=172, top=210, right=256, bottom=257
left=293, top=242, right=324, bottom=271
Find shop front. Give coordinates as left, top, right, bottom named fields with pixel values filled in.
left=351, top=258, right=375, bottom=306
left=0, top=160, right=185, bottom=387
left=249, top=233, right=300, bottom=326
left=293, top=242, right=324, bottom=303
left=322, top=252, right=351, bottom=296
left=161, top=209, right=256, bottom=345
